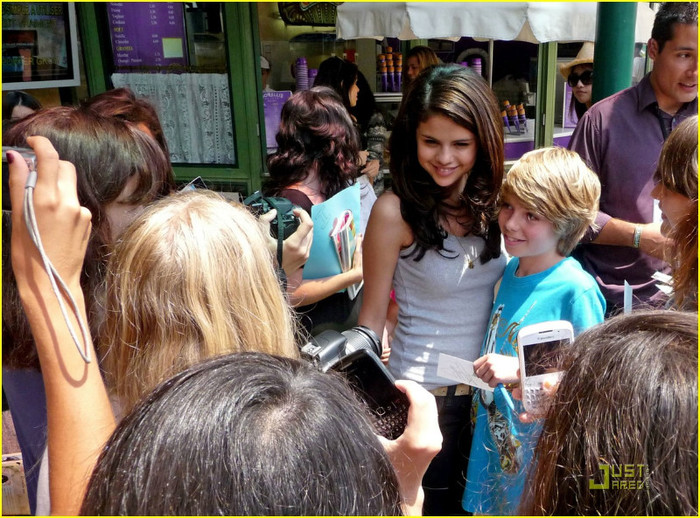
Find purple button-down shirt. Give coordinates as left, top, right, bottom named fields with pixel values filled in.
left=568, top=74, right=697, bottom=308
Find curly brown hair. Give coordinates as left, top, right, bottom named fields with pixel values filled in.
left=264, top=87, right=359, bottom=199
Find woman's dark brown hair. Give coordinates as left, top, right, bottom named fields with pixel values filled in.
left=390, top=64, right=504, bottom=262
left=2, top=106, right=175, bottom=368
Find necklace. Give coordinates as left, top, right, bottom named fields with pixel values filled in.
left=454, top=234, right=476, bottom=270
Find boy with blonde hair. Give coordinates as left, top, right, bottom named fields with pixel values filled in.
left=463, top=147, right=606, bottom=515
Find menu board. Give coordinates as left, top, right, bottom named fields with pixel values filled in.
left=107, top=2, right=187, bottom=68
left=2, top=2, right=80, bottom=89
left=263, top=90, right=292, bottom=153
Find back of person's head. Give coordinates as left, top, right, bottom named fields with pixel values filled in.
left=99, top=190, right=299, bottom=412
left=654, top=115, right=698, bottom=309
left=266, top=86, right=359, bottom=198
left=3, top=106, right=175, bottom=370
left=81, top=352, right=403, bottom=515
left=651, top=2, right=698, bottom=51
left=2, top=91, right=41, bottom=121
left=390, top=64, right=504, bottom=261
left=522, top=310, right=698, bottom=515
left=502, top=147, right=600, bottom=256
left=82, top=87, right=170, bottom=158
left=314, top=56, right=359, bottom=111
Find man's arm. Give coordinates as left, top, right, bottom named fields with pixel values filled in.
left=569, top=109, right=669, bottom=259
left=591, top=218, right=669, bottom=260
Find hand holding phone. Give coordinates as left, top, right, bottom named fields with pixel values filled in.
left=376, top=379, right=442, bottom=517
left=517, top=320, right=573, bottom=417
left=331, top=348, right=409, bottom=440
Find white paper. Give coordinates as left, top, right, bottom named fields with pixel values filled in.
left=437, top=353, right=493, bottom=392
left=623, top=281, right=632, bottom=314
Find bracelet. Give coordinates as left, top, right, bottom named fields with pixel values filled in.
left=633, top=225, right=643, bottom=249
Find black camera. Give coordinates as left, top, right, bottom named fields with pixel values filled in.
left=301, top=325, right=382, bottom=372
left=302, top=326, right=409, bottom=440
left=243, top=191, right=300, bottom=240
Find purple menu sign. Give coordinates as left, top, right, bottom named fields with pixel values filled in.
left=263, top=90, right=292, bottom=152
left=108, top=2, right=187, bottom=68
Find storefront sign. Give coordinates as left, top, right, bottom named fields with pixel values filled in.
left=107, top=2, right=187, bottom=69
left=1, top=2, right=80, bottom=89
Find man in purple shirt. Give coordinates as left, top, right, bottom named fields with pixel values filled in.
left=569, top=2, right=697, bottom=314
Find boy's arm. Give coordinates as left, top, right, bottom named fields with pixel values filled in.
left=473, top=354, right=519, bottom=387
left=8, top=137, right=116, bottom=515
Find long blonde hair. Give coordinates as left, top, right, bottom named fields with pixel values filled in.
left=99, top=190, right=299, bottom=412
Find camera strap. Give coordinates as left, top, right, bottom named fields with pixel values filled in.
left=24, top=168, right=92, bottom=363
left=274, top=212, right=284, bottom=267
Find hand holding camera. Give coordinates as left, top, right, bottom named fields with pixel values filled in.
left=6, top=138, right=92, bottom=296
left=244, top=191, right=313, bottom=278
left=259, top=206, right=313, bottom=277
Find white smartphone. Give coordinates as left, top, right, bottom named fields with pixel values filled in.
left=517, top=320, right=574, bottom=416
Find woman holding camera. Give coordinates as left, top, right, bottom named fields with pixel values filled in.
left=6, top=136, right=442, bottom=515
left=265, top=87, right=365, bottom=335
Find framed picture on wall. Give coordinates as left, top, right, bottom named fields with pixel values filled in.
left=2, top=2, right=80, bottom=90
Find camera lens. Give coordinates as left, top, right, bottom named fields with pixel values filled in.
left=341, top=326, right=382, bottom=358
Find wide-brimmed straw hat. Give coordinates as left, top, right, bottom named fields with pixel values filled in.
left=559, top=42, right=594, bottom=80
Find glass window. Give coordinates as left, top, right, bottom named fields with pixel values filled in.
left=105, top=2, right=235, bottom=165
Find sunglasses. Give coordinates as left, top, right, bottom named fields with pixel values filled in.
left=567, top=70, right=593, bottom=87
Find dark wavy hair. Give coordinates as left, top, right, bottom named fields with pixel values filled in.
left=265, top=87, right=359, bottom=199
left=390, top=64, right=504, bottom=262
left=653, top=115, right=698, bottom=310
left=2, top=106, right=175, bottom=369
left=314, top=56, right=359, bottom=112
left=81, top=352, right=403, bottom=515
left=521, top=310, right=698, bottom=515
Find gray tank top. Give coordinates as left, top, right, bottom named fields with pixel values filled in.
left=389, top=234, right=506, bottom=390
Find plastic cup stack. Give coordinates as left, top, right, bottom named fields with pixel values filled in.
left=308, top=68, right=318, bottom=88
left=470, top=57, right=482, bottom=77
left=296, top=57, right=309, bottom=91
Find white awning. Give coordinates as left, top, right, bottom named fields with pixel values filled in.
left=336, top=2, right=655, bottom=44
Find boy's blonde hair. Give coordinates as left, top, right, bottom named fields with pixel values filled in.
left=502, top=147, right=600, bottom=256
left=99, top=190, right=299, bottom=413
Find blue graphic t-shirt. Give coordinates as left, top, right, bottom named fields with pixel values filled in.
left=463, top=256, right=605, bottom=515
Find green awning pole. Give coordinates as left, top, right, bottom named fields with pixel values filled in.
left=593, top=3, right=638, bottom=103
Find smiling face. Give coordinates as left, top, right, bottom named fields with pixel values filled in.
left=498, top=193, right=563, bottom=275
left=570, top=64, right=593, bottom=106
left=650, top=182, right=694, bottom=235
left=416, top=114, right=477, bottom=199
left=649, top=22, right=698, bottom=114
